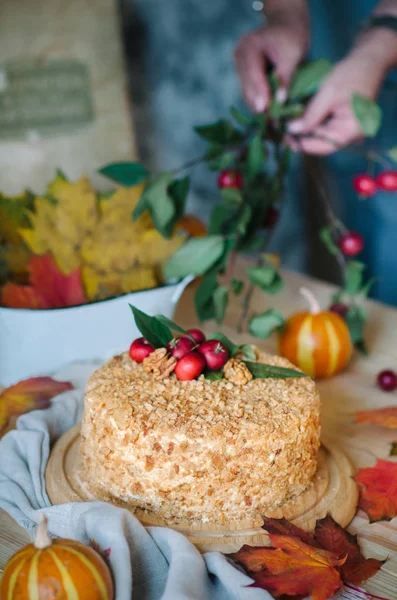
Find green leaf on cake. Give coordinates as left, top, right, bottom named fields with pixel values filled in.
left=352, top=94, right=382, bottom=138
left=289, top=59, right=332, bottom=100
left=99, top=162, right=149, bottom=186
left=243, top=361, right=307, bottom=379
left=164, top=236, right=225, bottom=279
left=249, top=309, right=285, bottom=339
left=213, top=285, right=229, bottom=324
left=238, top=344, right=256, bottom=361
left=154, top=315, right=194, bottom=340
left=195, top=119, right=244, bottom=145
left=204, top=370, right=224, bottom=381
left=207, top=333, right=256, bottom=360
left=129, top=305, right=173, bottom=347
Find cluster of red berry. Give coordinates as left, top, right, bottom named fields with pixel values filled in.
left=353, top=171, right=397, bottom=198
left=129, top=330, right=229, bottom=381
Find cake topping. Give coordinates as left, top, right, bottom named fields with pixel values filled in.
left=129, top=304, right=307, bottom=383
left=143, top=348, right=177, bottom=380
left=224, top=358, right=253, bottom=386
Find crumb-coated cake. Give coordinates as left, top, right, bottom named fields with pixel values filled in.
left=79, top=348, right=321, bottom=523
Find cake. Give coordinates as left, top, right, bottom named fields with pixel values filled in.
left=79, top=347, right=320, bottom=523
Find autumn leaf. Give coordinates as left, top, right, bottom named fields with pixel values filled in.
left=1, top=254, right=87, bottom=309
left=231, top=516, right=384, bottom=599
left=354, top=459, right=397, bottom=522
left=314, top=515, right=384, bottom=584
left=356, top=406, right=397, bottom=428
left=0, top=377, right=73, bottom=435
left=235, top=536, right=345, bottom=600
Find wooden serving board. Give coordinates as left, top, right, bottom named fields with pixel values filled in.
left=46, top=424, right=358, bottom=553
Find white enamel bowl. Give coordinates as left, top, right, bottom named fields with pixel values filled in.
left=0, top=277, right=193, bottom=386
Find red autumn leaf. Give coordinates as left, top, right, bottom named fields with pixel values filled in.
left=1, top=253, right=87, bottom=309
left=314, top=515, right=384, bottom=584
left=354, top=459, right=397, bottom=522
left=0, top=377, right=73, bottom=435
left=262, top=516, right=320, bottom=548
left=356, top=406, right=397, bottom=428
left=236, top=535, right=345, bottom=600
left=231, top=516, right=384, bottom=600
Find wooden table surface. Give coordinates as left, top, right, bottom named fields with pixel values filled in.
left=1, top=260, right=397, bottom=597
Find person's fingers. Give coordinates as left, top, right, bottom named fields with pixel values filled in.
left=298, top=116, right=364, bottom=155
left=234, top=34, right=270, bottom=112
left=288, top=86, right=334, bottom=135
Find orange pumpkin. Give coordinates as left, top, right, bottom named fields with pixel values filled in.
left=0, top=515, right=114, bottom=600
left=279, top=288, right=353, bottom=378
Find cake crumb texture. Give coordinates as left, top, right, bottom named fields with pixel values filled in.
left=80, top=350, right=321, bottom=523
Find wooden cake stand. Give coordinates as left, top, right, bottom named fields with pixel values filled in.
left=46, top=424, right=358, bottom=553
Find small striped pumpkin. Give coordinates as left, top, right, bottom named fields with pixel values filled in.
left=0, top=515, right=113, bottom=600
left=279, top=288, right=353, bottom=378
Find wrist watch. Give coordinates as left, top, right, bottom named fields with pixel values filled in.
left=361, top=14, right=397, bottom=34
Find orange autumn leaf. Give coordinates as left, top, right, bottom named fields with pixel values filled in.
left=356, top=406, right=397, bottom=428
left=314, top=515, right=385, bottom=584
left=0, top=377, right=73, bottom=435
left=236, top=535, right=345, bottom=600
left=354, top=459, right=397, bottom=522
left=1, top=254, right=87, bottom=309
left=232, top=516, right=384, bottom=600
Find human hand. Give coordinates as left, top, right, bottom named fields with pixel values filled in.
left=235, top=5, right=309, bottom=113
left=287, top=30, right=395, bottom=154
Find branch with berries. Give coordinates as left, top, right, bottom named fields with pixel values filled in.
left=100, top=59, right=397, bottom=362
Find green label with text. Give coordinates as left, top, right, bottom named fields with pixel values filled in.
left=0, top=60, right=94, bottom=139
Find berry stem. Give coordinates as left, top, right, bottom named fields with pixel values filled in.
left=300, top=287, right=321, bottom=314
left=34, top=514, right=52, bottom=550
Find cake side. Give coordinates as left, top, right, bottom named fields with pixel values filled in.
left=79, top=350, right=320, bottom=522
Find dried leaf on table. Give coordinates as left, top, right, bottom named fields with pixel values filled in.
left=230, top=515, right=384, bottom=600
left=234, top=535, right=345, bottom=600
left=1, top=254, right=87, bottom=309
left=356, top=406, right=397, bottom=428
left=354, top=459, right=397, bottom=522
left=0, top=377, right=73, bottom=436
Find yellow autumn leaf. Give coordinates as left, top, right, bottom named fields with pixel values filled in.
left=81, top=265, right=157, bottom=301
left=139, top=229, right=186, bottom=267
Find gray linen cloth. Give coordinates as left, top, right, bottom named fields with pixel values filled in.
left=0, top=362, right=271, bottom=600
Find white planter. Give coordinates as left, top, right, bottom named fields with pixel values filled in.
left=0, top=277, right=194, bottom=386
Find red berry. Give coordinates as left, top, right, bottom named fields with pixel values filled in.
left=377, top=370, right=397, bottom=392
left=186, top=328, right=206, bottom=344
left=329, top=303, right=349, bottom=318
left=264, top=206, right=279, bottom=228
left=167, top=336, right=195, bottom=360
left=198, top=340, right=229, bottom=371
left=217, top=170, right=243, bottom=189
left=353, top=174, right=377, bottom=197
left=174, top=352, right=206, bottom=381
left=339, top=232, right=364, bottom=257
left=376, top=170, right=397, bottom=192
left=129, top=337, right=155, bottom=363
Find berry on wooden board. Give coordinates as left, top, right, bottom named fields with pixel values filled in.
left=377, top=370, right=397, bottom=392
left=174, top=352, right=206, bottom=381
left=129, top=337, right=155, bottom=363
left=339, top=232, right=364, bottom=257
left=186, top=328, right=206, bottom=344
left=376, top=170, right=397, bottom=192
left=198, top=340, right=229, bottom=370
left=217, top=170, right=243, bottom=189
left=167, top=336, right=195, bottom=360
left=353, top=174, right=377, bottom=197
